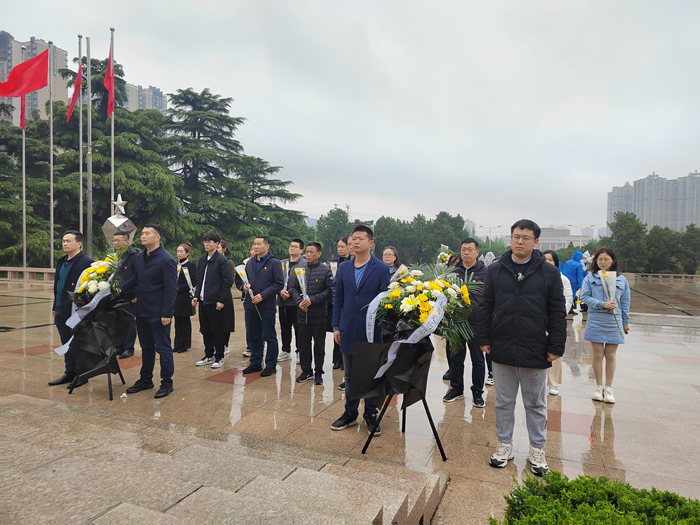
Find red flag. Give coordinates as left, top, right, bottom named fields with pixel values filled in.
left=0, top=49, right=49, bottom=97
left=103, top=45, right=114, bottom=117
left=66, top=62, right=82, bottom=122
left=20, top=95, right=26, bottom=130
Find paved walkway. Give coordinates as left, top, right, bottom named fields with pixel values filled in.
left=1, top=279, right=699, bottom=523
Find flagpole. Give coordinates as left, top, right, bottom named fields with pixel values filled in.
left=21, top=45, right=27, bottom=268
left=86, top=37, right=93, bottom=258
left=78, top=35, right=83, bottom=233
left=48, top=41, right=54, bottom=269
left=109, top=28, right=115, bottom=215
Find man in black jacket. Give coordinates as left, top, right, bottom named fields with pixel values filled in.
left=121, top=223, right=178, bottom=399
left=289, top=242, right=333, bottom=385
left=476, top=219, right=566, bottom=476
left=443, top=238, right=488, bottom=407
left=49, top=230, right=94, bottom=387
left=276, top=238, right=306, bottom=362
left=241, top=235, right=284, bottom=377
left=112, top=232, right=139, bottom=359
left=192, top=231, right=233, bottom=369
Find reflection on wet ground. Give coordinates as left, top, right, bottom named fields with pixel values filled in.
left=1, top=279, right=699, bottom=522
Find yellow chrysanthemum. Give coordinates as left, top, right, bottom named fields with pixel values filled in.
left=419, top=312, right=429, bottom=324
left=384, top=303, right=393, bottom=309
left=461, top=284, right=471, bottom=306
left=417, top=293, right=428, bottom=302
left=80, top=274, right=88, bottom=284
left=415, top=284, right=423, bottom=291
left=77, top=286, right=85, bottom=293
left=86, top=267, right=96, bottom=274
left=429, top=281, right=443, bottom=291
left=419, top=302, right=432, bottom=313
left=389, top=289, right=401, bottom=299
left=440, top=279, right=450, bottom=288
left=400, top=278, right=408, bottom=283
left=96, top=267, right=108, bottom=274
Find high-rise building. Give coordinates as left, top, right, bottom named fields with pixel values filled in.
left=125, top=82, right=167, bottom=113
left=0, top=31, right=69, bottom=126
left=607, top=171, right=700, bottom=231
left=464, top=219, right=476, bottom=235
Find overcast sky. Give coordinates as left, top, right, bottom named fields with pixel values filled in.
left=7, top=1, right=700, bottom=238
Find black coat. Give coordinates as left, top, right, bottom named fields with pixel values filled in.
left=116, top=248, right=139, bottom=312
left=53, top=251, right=94, bottom=320
left=453, top=259, right=487, bottom=324
left=475, top=250, right=567, bottom=369
left=121, top=246, right=178, bottom=318
left=289, top=261, right=333, bottom=325
left=174, top=260, right=198, bottom=317
left=194, top=252, right=233, bottom=305
left=243, top=253, right=284, bottom=311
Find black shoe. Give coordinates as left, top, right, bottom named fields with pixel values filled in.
left=473, top=393, right=486, bottom=408
left=333, top=362, right=341, bottom=370
left=442, top=370, right=451, bottom=381
left=296, top=371, right=313, bottom=383
left=314, top=373, right=323, bottom=385
left=48, top=373, right=75, bottom=386
left=118, top=350, right=134, bottom=359
left=174, top=347, right=187, bottom=354
left=67, top=377, right=88, bottom=389
left=340, top=362, right=344, bottom=370
left=126, top=379, right=155, bottom=394
left=364, top=413, right=381, bottom=436
left=331, top=411, right=358, bottom=431
left=443, top=389, right=465, bottom=403
left=242, top=364, right=263, bottom=375
left=154, top=383, right=173, bottom=398
left=260, top=366, right=276, bottom=377
left=338, top=381, right=346, bottom=391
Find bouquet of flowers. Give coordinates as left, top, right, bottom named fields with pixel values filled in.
left=281, top=260, right=290, bottom=290
left=600, top=271, right=624, bottom=338
left=235, top=264, right=262, bottom=319
left=437, top=251, right=452, bottom=265
left=295, top=267, right=309, bottom=323
left=330, top=261, right=338, bottom=278
left=69, top=251, right=121, bottom=308
left=375, top=261, right=481, bottom=353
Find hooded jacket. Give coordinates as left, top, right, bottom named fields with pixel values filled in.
left=563, top=250, right=585, bottom=294
left=476, top=249, right=567, bottom=369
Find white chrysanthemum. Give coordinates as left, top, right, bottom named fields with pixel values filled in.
left=87, top=281, right=99, bottom=294
left=410, top=270, right=424, bottom=277
left=428, top=300, right=436, bottom=308
left=388, top=282, right=400, bottom=290
left=446, top=287, right=457, bottom=298
left=451, top=284, right=461, bottom=292
left=405, top=285, right=417, bottom=293
left=90, top=262, right=100, bottom=268
left=432, top=289, right=444, bottom=298
left=97, top=281, right=109, bottom=291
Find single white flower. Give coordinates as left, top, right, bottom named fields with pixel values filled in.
left=428, top=300, right=436, bottom=308
left=410, top=270, right=424, bottom=277
left=432, top=289, right=444, bottom=298
left=405, top=285, right=417, bottom=293
left=446, top=287, right=457, bottom=298
left=97, top=281, right=109, bottom=291
left=90, top=262, right=100, bottom=268
left=87, top=281, right=98, bottom=294
left=451, top=284, right=461, bottom=292
left=388, top=282, right=399, bottom=290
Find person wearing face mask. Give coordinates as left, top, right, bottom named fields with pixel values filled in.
left=173, top=243, right=198, bottom=354
left=581, top=248, right=630, bottom=404
left=542, top=250, right=574, bottom=396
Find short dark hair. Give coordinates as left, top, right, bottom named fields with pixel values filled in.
left=290, top=238, right=304, bottom=249
left=307, top=242, right=322, bottom=252
left=63, top=230, right=83, bottom=243
left=255, top=235, right=270, bottom=245
left=113, top=231, right=129, bottom=239
left=511, top=219, right=541, bottom=239
left=202, top=230, right=221, bottom=243
left=461, top=237, right=480, bottom=248
left=144, top=223, right=163, bottom=238
left=447, top=254, right=461, bottom=266
left=590, top=247, right=618, bottom=273
left=543, top=250, right=560, bottom=268
left=352, top=225, right=374, bottom=241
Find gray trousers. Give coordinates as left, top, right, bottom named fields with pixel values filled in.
left=492, top=362, right=548, bottom=449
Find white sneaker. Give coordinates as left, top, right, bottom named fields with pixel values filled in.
left=604, top=386, right=615, bottom=404
left=548, top=386, right=559, bottom=396
left=242, top=350, right=251, bottom=357
left=485, top=373, right=494, bottom=386
left=592, top=385, right=604, bottom=402
left=196, top=357, right=215, bottom=367
left=211, top=359, right=224, bottom=369
left=277, top=352, right=292, bottom=362
left=528, top=447, right=549, bottom=476
left=223, top=346, right=230, bottom=355
left=489, top=442, right=514, bottom=468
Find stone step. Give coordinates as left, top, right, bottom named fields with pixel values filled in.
left=92, top=503, right=175, bottom=525
left=343, top=459, right=445, bottom=522
left=167, top=486, right=346, bottom=524
left=286, top=467, right=409, bottom=525
left=321, top=464, right=425, bottom=525
left=238, top=475, right=384, bottom=525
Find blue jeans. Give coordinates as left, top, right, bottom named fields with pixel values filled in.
left=448, top=340, right=485, bottom=395
left=245, top=308, right=278, bottom=368
left=136, top=317, right=174, bottom=384
left=55, top=315, right=78, bottom=374
left=342, top=353, right=377, bottom=419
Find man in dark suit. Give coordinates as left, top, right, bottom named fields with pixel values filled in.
left=191, top=230, right=233, bottom=369
left=120, top=223, right=178, bottom=398
left=112, top=232, right=139, bottom=359
left=331, top=225, right=390, bottom=435
left=49, top=230, right=94, bottom=387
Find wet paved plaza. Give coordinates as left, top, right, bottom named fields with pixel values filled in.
left=1, top=277, right=700, bottom=523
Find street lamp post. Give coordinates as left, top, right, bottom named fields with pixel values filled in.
left=568, top=224, right=595, bottom=248
left=479, top=225, right=502, bottom=248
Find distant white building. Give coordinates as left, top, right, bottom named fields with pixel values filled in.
left=464, top=219, right=476, bottom=235
left=306, top=218, right=318, bottom=228
left=125, top=82, right=167, bottom=113
left=537, top=227, right=589, bottom=250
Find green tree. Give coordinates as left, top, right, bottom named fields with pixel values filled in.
left=678, top=224, right=700, bottom=275
left=608, top=212, right=649, bottom=272
left=0, top=102, right=14, bottom=121
left=316, top=207, right=352, bottom=262
left=646, top=226, right=681, bottom=273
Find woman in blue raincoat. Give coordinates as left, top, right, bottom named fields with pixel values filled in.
left=563, top=250, right=585, bottom=313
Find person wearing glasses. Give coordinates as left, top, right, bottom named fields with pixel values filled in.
left=476, top=219, right=567, bottom=476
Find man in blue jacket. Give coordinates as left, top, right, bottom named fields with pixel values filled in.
left=241, top=235, right=284, bottom=377
left=563, top=250, right=584, bottom=312
left=48, top=230, right=93, bottom=387
left=331, top=225, right=390, bottom=436
left=120, top=223, right=178, bottom=398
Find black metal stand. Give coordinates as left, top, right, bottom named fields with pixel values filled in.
left=68, top=350, right=125, bottom=400
left=361, top=391, right=447, bottom=461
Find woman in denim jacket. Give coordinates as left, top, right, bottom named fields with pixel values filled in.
left=581, top=247, right=630, bottom=404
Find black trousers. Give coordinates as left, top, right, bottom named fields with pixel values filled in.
left=199, top=303, right=225, bottom=360
left=173, top=316, right=192, bottom=351
left=297, top=322, right=326, bottom=375
left=278, top=304, right=299, bottom=353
